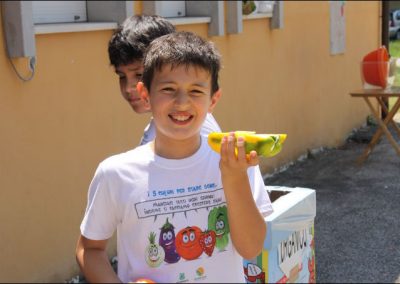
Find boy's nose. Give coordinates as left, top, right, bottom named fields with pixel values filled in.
left=125, top=82, right=137, bottom=97
left=175, top=91, right=189, bottom=105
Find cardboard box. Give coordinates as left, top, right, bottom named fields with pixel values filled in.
left=243, top=186, right=316, bottom=283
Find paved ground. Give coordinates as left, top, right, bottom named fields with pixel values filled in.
left=264, top=123, right=400, bottom=283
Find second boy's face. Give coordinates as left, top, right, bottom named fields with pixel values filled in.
left=115, top=60, right=149, bottom=114
left=141, top=64, right=220, bottom=143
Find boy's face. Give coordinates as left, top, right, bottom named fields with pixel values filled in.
left=115, top=60, right=149, bottom=114
left=140, top=64, right=220, bottom=142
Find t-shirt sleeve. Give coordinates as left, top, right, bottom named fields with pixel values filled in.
left=139, top=119, right=156, bottom=146
left=80, top=165, right=119, bottom=240
left=248, top=165, right=274, bottom=218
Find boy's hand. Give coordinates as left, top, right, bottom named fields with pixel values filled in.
left=219, top=132, right=259, bottom=174
left=218, top=132, right=267, bottom=259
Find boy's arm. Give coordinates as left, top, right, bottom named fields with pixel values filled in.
left=76, top=235, right=121, bottom=283
left=219, top=133, right=267, bottom=260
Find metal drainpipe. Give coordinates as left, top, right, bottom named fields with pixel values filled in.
left=382, top=0, right=390, bottom=119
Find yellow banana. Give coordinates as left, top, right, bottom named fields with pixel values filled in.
left=207, top=131, right=287, bottom=158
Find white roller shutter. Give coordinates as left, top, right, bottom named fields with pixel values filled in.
left=32, top=1, right=87, bottom=24
left=158, top=1, right=186, bottom=18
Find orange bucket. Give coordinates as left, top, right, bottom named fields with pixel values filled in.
left=361, top=46, right=389, bottom=88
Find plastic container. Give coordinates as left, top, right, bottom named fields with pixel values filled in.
left=359, top=46, right=400, bottom=89
left=361, top=57, right=400, bottom=89
left=243, top=186, right=316, bottom=283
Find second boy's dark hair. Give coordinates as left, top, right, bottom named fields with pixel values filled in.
left=108, top=15, right=176, bottom=67
left=142, top=31, right=221, bottom=95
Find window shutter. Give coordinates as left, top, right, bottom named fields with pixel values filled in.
left=142, top=1, right=186, bottom=18
left=32, top=1, right=87, bottom=24
left=158, top=1, right=186, bottom=18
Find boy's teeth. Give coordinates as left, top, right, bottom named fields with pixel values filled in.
left=173, top=115, right=189, bottom=121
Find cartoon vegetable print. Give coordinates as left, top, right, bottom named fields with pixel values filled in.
left=199, top=230, right=216, bottom=256
left=145, top=232, right=165, bottom=268
left=175, top=226, right=203, bottom=260
left=208, top=206, right=230, bottom=251
left=159, top=218, right=180, bottom=263
left=208, top=131, right=287, bottom=157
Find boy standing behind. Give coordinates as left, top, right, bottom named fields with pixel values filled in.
left=108, top=15, right=221, bottom=145
left=76, top=31, right=273, bottom=283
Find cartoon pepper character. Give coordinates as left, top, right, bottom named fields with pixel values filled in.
left=199, top=230, right=216, bottom=257
left=208, top=206, right=230, bottom=251
left=145, top=232, right=165, bottom=268
left=175, top=226, right=203, bottom=260
left=159, top=218, right=180, bottom=263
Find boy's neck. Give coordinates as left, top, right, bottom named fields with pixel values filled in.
left=152, top=135, right=202, bottom=159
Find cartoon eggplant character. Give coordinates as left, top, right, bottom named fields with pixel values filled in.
left=145, top=232, right=165, bottom=268
left=159, top=218, right=180, bottom=263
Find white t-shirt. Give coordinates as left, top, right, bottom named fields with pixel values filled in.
left=80, top=136, right=273, bottom=283
left=139, top=113, right=221, bottom=145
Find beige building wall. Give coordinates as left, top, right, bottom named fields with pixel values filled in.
left=0, top=1, right=380, bottom=282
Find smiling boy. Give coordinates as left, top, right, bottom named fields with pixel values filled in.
left=76, top=31, right=273, bottom=283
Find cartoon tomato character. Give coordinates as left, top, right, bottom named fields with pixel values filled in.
left=159, top=218, right=180, bottom=263
left=175, top=226, right=203, bottom=260
left=208, top=206, right=230, bottom=251
left=199, top=230, right=216, bottom=256
left=145, top=232, right=165, bottom=268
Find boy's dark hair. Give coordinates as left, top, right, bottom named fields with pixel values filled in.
left=142, top=31, right=221, bottom=95
left=108, top=15, right=176, bottom=67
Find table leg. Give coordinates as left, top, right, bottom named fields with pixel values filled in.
left=377, top=97, right=400, bottom=137
left=358, top=97, right=400, bottom=164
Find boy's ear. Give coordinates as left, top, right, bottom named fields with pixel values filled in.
left=208, top=89, right=222, bottom=113
left=137, top=81, right=150, bottom=106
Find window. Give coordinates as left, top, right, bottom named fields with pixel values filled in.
left=32, top=1, right=87, bottom=24
left=157, top=1, right=186, bottom=18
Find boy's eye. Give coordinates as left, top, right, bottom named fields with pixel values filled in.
left=190, top=89, right=204, bottom=96
left=161, top=87, right=175, bottom=93
left=136, top=73, right=142, bottom=80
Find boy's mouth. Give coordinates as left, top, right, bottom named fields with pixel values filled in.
left=169, top=113, right=193, bottom=124
left=128, top=96, right=141, bottom=103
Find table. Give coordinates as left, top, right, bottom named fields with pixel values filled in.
left=350, top=88, right=400, bottom=164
